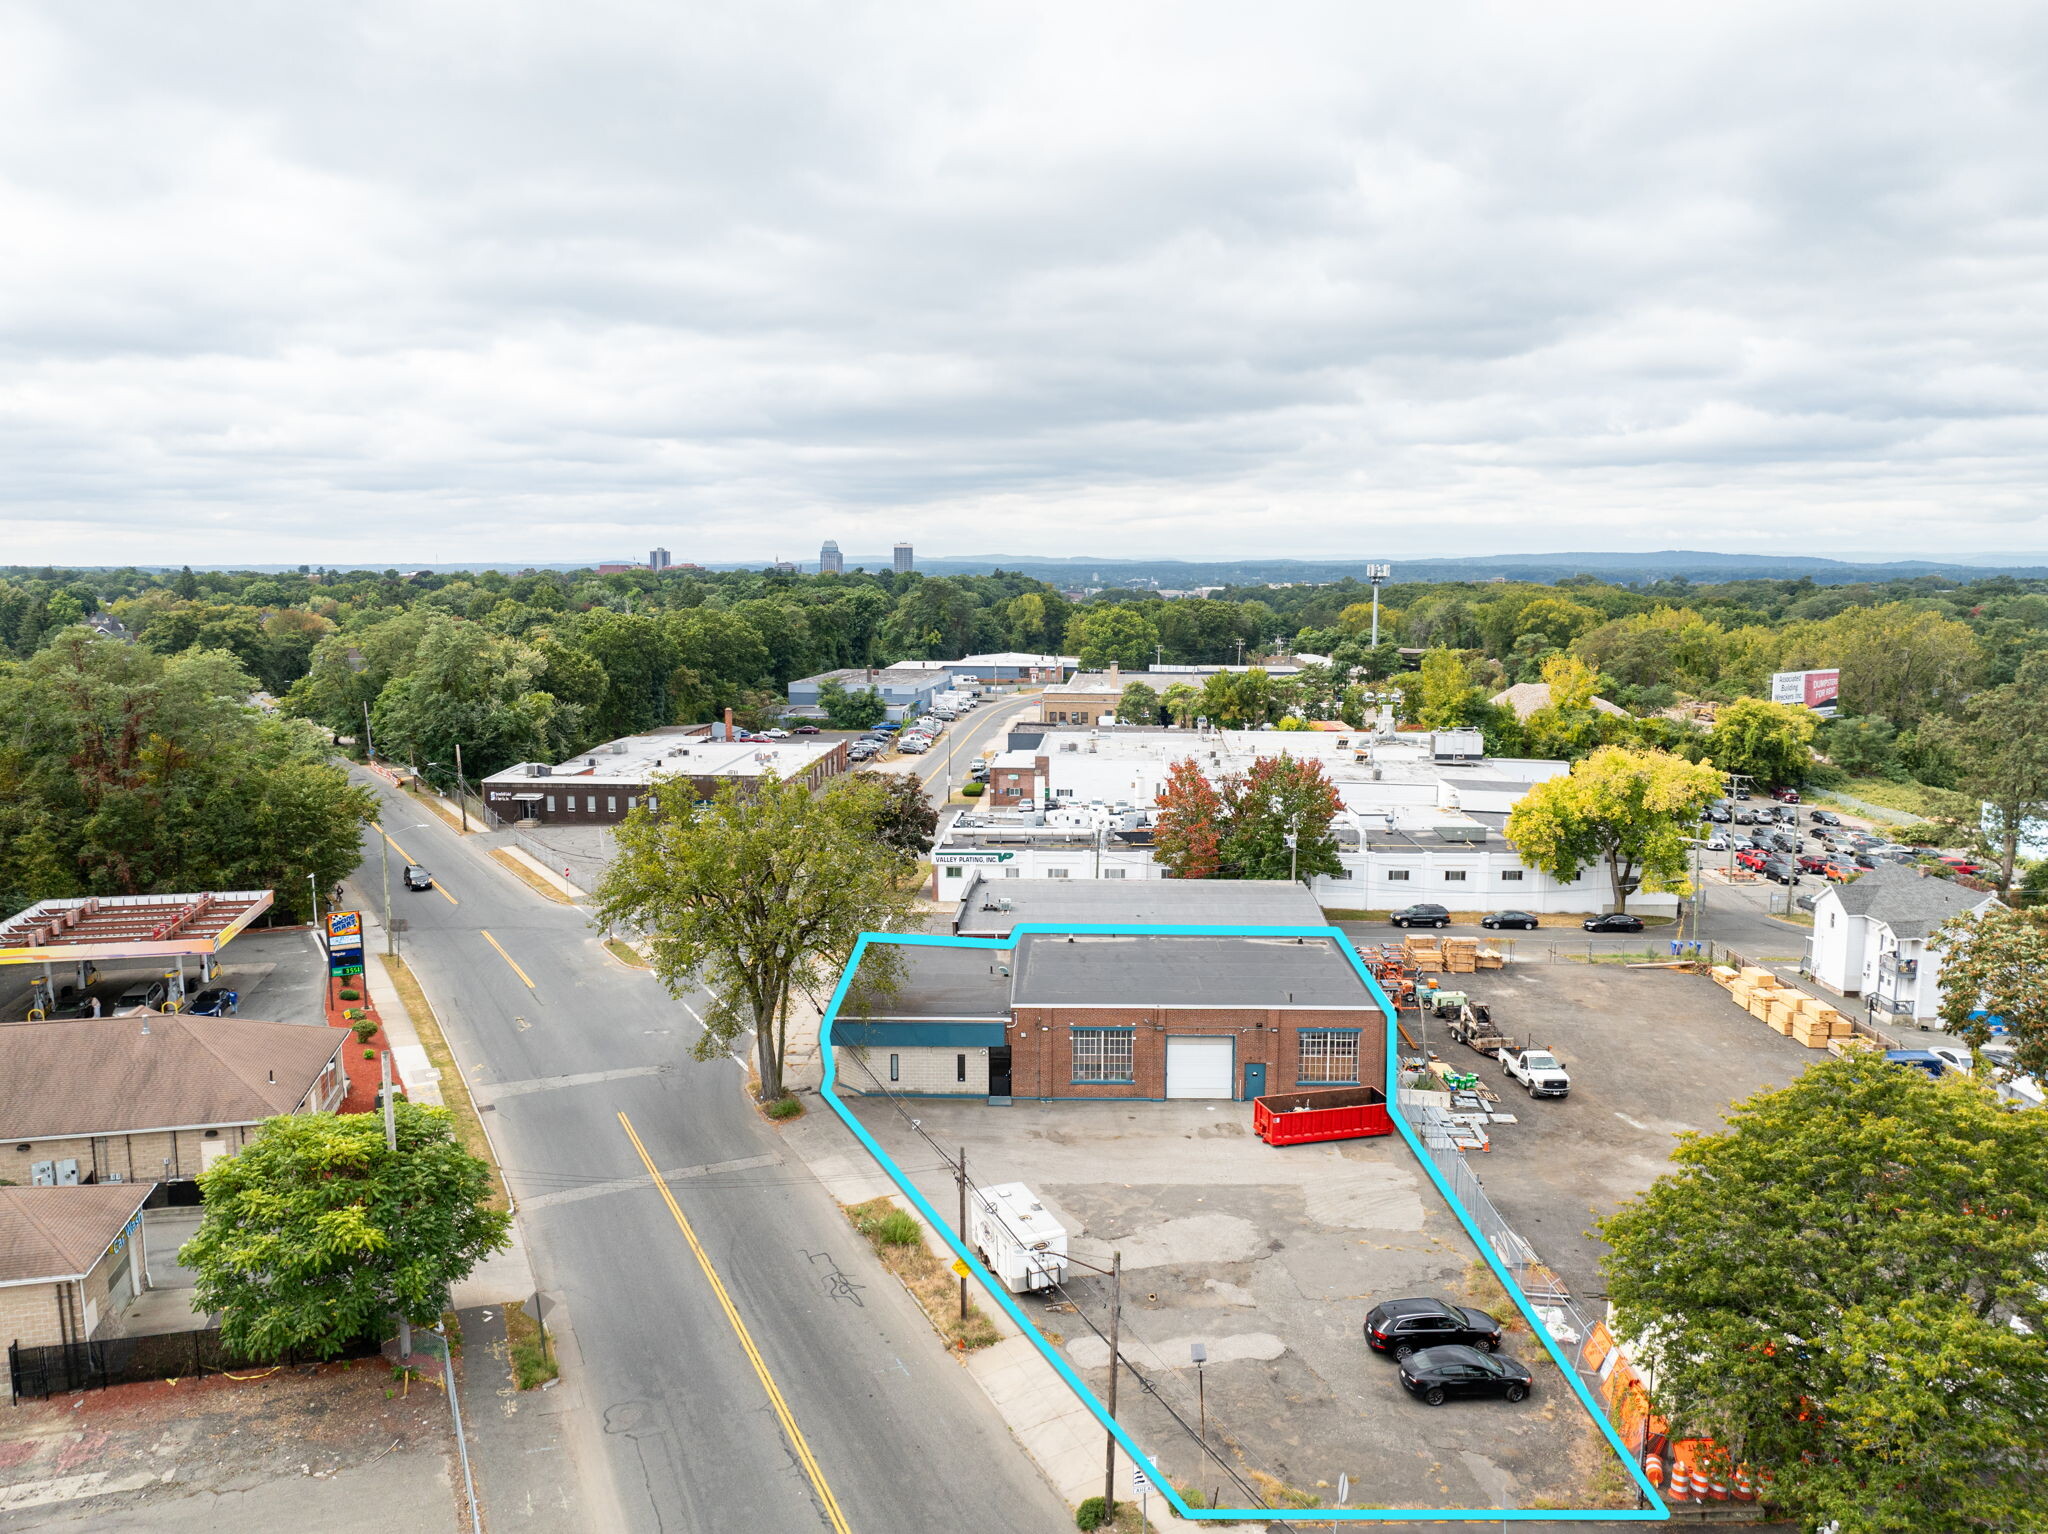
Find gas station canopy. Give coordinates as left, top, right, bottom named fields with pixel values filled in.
left=0, top=891, right=275, bottom=967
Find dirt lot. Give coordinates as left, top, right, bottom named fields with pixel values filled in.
left=0, top=1360, right=459, bottom=1533
left=1420, top=963, right=1838, bottom=1300
left=849, top=1097, right=1636, bottom=1517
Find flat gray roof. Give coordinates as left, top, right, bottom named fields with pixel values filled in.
left=1012, top=934, right=1376, bottom=1009
left=843, top=944, right=1014, bottom=1019
left=955, top=877, right=1326, bottom=937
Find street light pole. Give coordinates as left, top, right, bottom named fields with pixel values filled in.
left=454, top=742, right=469, bottom=833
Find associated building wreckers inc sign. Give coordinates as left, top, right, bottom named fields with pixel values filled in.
left=1769, top=668, right=1840, bottom=711
left=932, top=850, right=1017, bottom=864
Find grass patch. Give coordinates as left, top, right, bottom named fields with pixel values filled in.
left=762, top=1094, right=804, bottom=1121
left=490, top=848, right=577, bottom=904
left=405, top=784, right=475, bottom=835
left=845, top=1196, right=1002, bottom=1352
left=1773, top=911, right=1817, bottom=928
left=503, top=1298, right=558, bottom=1390
left=603, top=938, right=649, bottom=967
left=1247, top=1470, right=1321, bottom=1509
left=1819, top=778, right=1971, bottom=823
left=380, top=954, right=508, bottom=1213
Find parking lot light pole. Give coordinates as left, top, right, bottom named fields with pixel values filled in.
left=1190, top=1341, right=1208, bottom=1450
left=1103, top=1250, right=1122, bottom=1516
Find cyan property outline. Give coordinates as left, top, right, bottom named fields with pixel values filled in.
left=816, top=921, right=1670, bottom=1523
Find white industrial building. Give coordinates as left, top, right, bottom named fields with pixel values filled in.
left=936, top=723, right=1673, bottom=914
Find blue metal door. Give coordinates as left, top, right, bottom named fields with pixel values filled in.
left=1242, top=1062, right=1267, bottom=1101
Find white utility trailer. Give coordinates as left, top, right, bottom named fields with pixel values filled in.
left=970, top=1182, right=1069, bottom=1293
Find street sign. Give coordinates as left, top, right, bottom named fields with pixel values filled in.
left=1130, top=1467, right=1149, bottom=1490
left=951, top=1257, right=971, bottom=1278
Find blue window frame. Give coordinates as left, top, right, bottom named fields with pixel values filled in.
left=1297, top=1029, right=1362, bottom=1085
left=1071, top=1028, right=1135, bottom=1085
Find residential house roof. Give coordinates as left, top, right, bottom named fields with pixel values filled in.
left=1823, top=862, right=1996, bottom=941
left=1012, top=933, right=1376, bottom=1009
left=0, top=1185, right=152, bottom=1285
left=1488, top=683, right=1630, bottom=721
left=0, top=1016, right=346, bottom=1140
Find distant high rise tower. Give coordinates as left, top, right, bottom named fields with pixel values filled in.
left=819, top=539, right=844, bottom=574
left=649, top=547, right=672, bottom=571
left=893, top=541, right=914, bottom=574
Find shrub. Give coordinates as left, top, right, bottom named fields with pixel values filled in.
left=363, top=1049, right=376, bottom=1060
left=873, top=1209, right=921, bottom=1247
left=961, top=781, right=986, bottom=797
left=338, top=988, right=361, bottom=1001
left=1074, top=1498, right=1117, bottom=1531
left=351, top=1017, right=379, bottom=1043
left=763, top=1095, right=803, bottom=1121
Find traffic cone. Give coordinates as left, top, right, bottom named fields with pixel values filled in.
left=1707, top=1456, right=1730, bottom=1501
left=1690, top=1460, right=1711, bottom=1500
left=1733, top=1464, right=1756, bottom=1502
left=1666, top=1454, right=1691, bottom=1502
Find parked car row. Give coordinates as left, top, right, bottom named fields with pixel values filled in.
left=1389, top=905, right=1644, bottom=934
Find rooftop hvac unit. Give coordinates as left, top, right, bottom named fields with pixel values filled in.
left=998, top=898, right=1014, bottom=912
left=1061, top=742, right=1079, bottom=752
left=613, top=741, right=628, bottom=753
left=529, top=763, right=552, bottom=777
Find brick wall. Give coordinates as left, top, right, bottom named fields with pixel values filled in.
left=836, top=1045, right=988, bottom=1096
left=0, top=1281, right=72, bottom=1348
left=1008, top=1005, right=1383, bottom=1100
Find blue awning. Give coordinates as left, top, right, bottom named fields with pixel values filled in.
left=831, top=1021, right=1008, bottom=1048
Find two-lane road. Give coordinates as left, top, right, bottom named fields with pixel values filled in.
left=351, top=782, right=1068, bottom=1534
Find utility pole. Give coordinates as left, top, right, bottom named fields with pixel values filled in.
left=1367, top=563, right=1391, bottom=649
left=956, top=1148, right=969, bottom=1322
left=361, top=700, right=376, bottom=764
left=1102, top=1250, right=1122, bottom=1517
left=454, top=742, right=469, bottom=832
left=382, top=1051, right=412, bottom=1361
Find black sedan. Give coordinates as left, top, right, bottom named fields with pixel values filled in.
left=1583, top=913, right=1644, bottom=933
left=1480, top=910, right=1538, bottom=930
left=185, top=986, right=238, bottom=1016
left=1398, top=1345, right=1535, bottom=1406
left=1364, top=1298, right=1504, bottom=1358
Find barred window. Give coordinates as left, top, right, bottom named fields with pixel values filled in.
left=1386, top=869, right=1410, bottom=881
left=1071, top=1028, right=1135, bottom=1084
left=1298, top=1030, right=1361, bottom=1084
left=1443, top=870, right=1468, bottom=882
left=1501, top=869, right=1524, bottom=882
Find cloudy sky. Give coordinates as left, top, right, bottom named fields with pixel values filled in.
left=5, top=1, right=2047, bottom=567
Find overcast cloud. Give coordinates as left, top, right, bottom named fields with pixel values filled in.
left=3, top=0, right=2047, bottom=566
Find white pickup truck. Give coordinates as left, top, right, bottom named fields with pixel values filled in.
left=1497, top=1047, right=1571, bottom=1099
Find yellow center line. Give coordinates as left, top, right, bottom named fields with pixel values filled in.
left=618, top=1112, right=853, bottom=1534
left=379, top=830, right=459, bottom=904
left=479, top=929, right=536, bottom=989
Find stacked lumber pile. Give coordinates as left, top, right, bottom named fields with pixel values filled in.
left=1403, top=934, right=1444, bottom=973
left=1441, top=937, right=1479, bottom=974
left=1475, top=948, right=1507, bottom=969
left=1717, top=965, right=1855, bottom=1048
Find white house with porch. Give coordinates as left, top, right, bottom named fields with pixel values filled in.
left=1807, top=863, right=1999, bottom=1024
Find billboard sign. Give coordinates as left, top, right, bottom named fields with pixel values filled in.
left=325, top=910, right=363, bottom=944
left=1769, top=669, right=1840, bottom=712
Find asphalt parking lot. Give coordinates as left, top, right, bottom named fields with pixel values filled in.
left=1419, top=962, right=1832, bottom=1301
left=846, top=1096, right=1635, bottom=1517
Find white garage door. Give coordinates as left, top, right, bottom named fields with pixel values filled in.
left=1165, top=1037, right=1235, bottom=1100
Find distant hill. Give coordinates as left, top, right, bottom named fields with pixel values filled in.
left=108, top=548, right=2048, bottom=586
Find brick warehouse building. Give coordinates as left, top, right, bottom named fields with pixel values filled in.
left=833, top=928, right=1385, bottom=1103
left=481, top=726, right=849, bottom=827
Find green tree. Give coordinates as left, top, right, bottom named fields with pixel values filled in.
left=1196, top=668, right=1275, bottom=728
left=1820, top=714, right=1900, bottom=778
left=594, top=774, right=923, bottom=1097
left=1408, top=647, right=1481, bottom=729
left=1936, top=905, right=2048, bottom=1082
left=1115, top=681, right=1161, bottom=725
left=1600, top=1056, right=2048, bottom=1534
left=1705, top=697, right=1819, bottom=789
left=1066, top=604, right=1160, bottom=671
left=1217, top=757, right=1345, bottom=882
left=181, top=1104, right=510, bottom=1360
left=0, top=632, right=377, bottom=920
left=867, top=771, right=938, bottom=857
left=1159, top=681, right=1200, bottom=728
left=1952, top=653, right=2048, bottom=894
left=816, top=677, right=887, bottom=729
left=369, top=616, right=566, bottom=782
left=1802, top=603, right=1984, bottom=725
left=1504, top=746, right=1723, bottom=912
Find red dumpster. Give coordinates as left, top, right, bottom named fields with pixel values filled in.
left=1253, top=1085, right=1392, bottom=1146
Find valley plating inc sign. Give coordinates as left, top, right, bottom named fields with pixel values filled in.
left=1769, top=668, right=1840, bottom=710
left=932, top=850, right=1017, bottom=864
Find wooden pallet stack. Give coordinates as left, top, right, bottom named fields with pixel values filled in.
left=1441, top=937, right=1480, bottom=974
left=1716, top=965, right=1856, bottom=1048
left=1403, top=934, right=1445, bottom=973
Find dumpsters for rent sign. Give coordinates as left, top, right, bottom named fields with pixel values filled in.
left=1769, top=668, right=1840, bottom=712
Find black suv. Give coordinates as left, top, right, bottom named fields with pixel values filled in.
left=1389, top=903, right=1452, bottom=928
left=1365, top=1298, right=1504, bottom=1357
left=403, top=865, right=434, bottom=891
left=1761, top=854, right=1801, bottom=884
